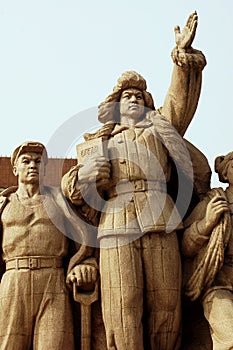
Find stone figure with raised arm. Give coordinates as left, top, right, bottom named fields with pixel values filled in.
left=0, top=141, right=97, bottom=350
left=62, top=12, right=207, bottom=350
left=182, top=152, right=233, bottom=350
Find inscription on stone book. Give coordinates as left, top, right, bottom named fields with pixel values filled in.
left=76, top=137, right=106, bottom=164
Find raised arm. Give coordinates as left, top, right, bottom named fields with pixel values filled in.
left=159, top=12, right=207, bottom=136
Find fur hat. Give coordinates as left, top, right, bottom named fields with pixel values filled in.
left=98, top=71, right=155, bottom=123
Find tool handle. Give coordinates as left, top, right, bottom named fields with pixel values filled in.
left=73, top=282, right=99, bottom=350
left=73, top=281, right=99, bottom=305
left=81, top=304, right=91, bottom=350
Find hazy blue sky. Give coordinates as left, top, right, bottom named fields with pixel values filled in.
left=0, top=0, right=232, bottom=187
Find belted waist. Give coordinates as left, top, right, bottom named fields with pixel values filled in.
left=5, top=256, right=63, bottom=271
left=108, top=179, right=166, bottom=198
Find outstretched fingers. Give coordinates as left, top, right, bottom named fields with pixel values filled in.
left=174, top=25, right=180, bottom=35
left=186, top=11, right=198, bottom=29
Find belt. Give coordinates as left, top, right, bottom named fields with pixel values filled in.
left=5, top=256, right=63, bottom=271
left=108, top=179, right=166, bottom=198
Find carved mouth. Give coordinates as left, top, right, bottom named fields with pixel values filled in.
left=129, top=104, right=139, bottom=109
left=28, top=172, right=39, bottom=175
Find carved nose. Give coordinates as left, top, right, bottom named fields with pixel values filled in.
left=130, top=96, right=137, bottom=103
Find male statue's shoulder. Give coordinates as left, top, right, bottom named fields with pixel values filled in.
left=0, top=196, right=7, bottom=208
left=0, top=186, right=18, bottom=198
left=83, top=122, right=115, bottom=141
left=147, top=111, right=171, bottom=126
left=0, top=186, right=18, bottom=212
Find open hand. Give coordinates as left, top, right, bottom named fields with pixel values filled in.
left=174, top=11, right=198, bottom=50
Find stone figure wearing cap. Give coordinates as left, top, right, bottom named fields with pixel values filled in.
left=182, top=151, right=233, bottom=350
left=62, top=12, right=207, bottom=350
left=0, top=141, right=97, bottom=350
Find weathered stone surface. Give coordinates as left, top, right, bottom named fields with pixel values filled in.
left=0, top=141, right=97, bottom=349
left=62, top=12, right=209, bottom=350
left=182, top=152, right=233, bottom=349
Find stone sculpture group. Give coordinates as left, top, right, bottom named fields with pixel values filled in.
left=0, top=11, right=231, bottom=350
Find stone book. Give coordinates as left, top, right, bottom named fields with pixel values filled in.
left=76, top=137, right=106, bottom=165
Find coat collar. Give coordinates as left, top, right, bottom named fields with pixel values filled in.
left=111, top=118, right=153, bottom=136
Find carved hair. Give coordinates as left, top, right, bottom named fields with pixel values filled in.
left=98, top=71, right=155, bottom=124
left=215, top=151, right=233, bottom=183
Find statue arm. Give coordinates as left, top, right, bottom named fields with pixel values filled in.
left=62, top=156, right=110, bottom=206
left=182, top=192, right=229, bottom=257
left=159, top=12, right=207, bottom=136
left=182, top=197, right=210, bottom=257
left=61, top=165, right=90, bottom=205
left=63, top=229, right=99, bottom=289
left=182, top=220, right=210, bottom=257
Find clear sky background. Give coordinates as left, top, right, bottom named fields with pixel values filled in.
left=0, top=0, right=232, bottom=187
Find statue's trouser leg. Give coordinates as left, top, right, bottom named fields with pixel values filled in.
left=100, top=232, right=181, bottom=350
left=142, top=232, right=181, bottom=350
left=100, top=236, right=144, bottom=350
left=202, top=289, right=233, bottom=350
left=0, top=269, right=74, bottom=350
left=33, top=269, right=74, bottom=350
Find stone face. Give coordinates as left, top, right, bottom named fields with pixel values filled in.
left=0, top=156, right=77, bottom=188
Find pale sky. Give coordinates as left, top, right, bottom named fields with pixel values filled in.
left=0, top=0, right=232, bottom=187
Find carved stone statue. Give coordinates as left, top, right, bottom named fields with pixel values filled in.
left=0, top=141, right=97, bottom=350
left=62, top=12, right=206, bottom=349
left=182, top=152, right=233, bottom=350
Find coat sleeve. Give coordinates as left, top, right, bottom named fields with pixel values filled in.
left=61, top=164, right=90, bottom=205
left=159, top=47, right=207, bottom=136
left=61, top=166, right=100, bottom=226
left=182, top=194, right=211, bottom=257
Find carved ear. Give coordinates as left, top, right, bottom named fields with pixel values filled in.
left=12, top=165, right=18, bottom=177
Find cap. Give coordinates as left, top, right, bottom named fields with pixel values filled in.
left=11, top=141, right=48, bottom=166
